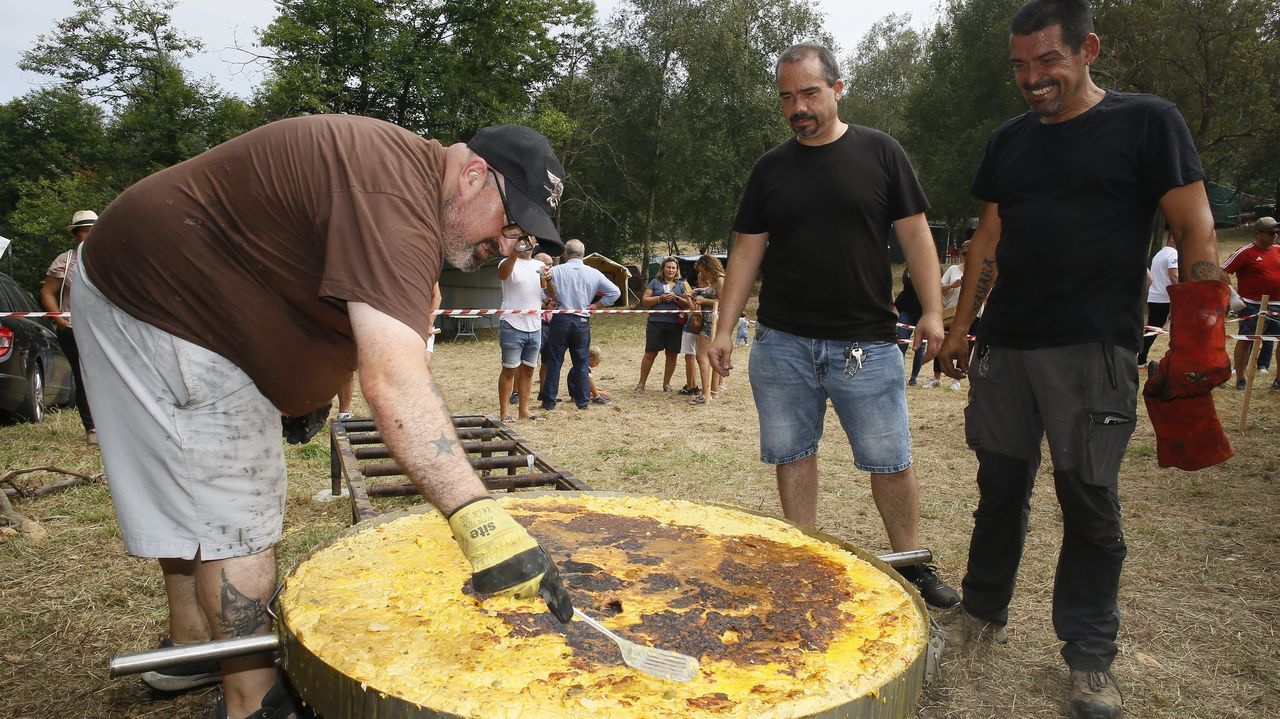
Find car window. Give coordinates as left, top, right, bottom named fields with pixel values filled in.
left=0, top=275, right=38, bottom=312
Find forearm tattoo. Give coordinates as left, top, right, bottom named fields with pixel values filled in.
left=1185, top=260, right=1220, bottom=282
left=217, top=569, right=268, bottom=637
left=431, top=432, right=453, bottom=456
left=973, top=257, right=996, bottom=303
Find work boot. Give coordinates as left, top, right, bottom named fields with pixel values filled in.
left=210, top=671, right=300, bottom=719
left=1068, top=669, right=1123, bottom=719
left=934, top=603, right=1008, bottom=653
left=897, top=563, right=960, bottom=608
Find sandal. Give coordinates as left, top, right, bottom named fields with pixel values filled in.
left=689, top=395, right=706, bottom=405
left=662, top=385, right=673, bottom=392
left=634, top=384, right=645, bottom=392
left=501, top=415, right=515, bottom=423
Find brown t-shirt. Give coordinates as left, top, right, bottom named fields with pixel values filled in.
left=83, top=115, right=446, bottom=414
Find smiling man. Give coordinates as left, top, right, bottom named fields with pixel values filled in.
left=72, top=116, right=572, bottom=719
left=935, top=2, right=1229, bottom=717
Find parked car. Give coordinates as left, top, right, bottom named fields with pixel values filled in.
left=0, top=272, right=75, bottom=423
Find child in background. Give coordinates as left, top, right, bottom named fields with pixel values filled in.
left=735, top=313, right=752, bottom=346
left=588, top=345, right=612, bottom=405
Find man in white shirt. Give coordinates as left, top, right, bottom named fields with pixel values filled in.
left=498, top=240, right=550, bottom=420
left=1139, top=230, right=1179, bottom=367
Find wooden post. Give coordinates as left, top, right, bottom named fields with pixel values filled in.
left=1239, top=294, right=1270, bottom=432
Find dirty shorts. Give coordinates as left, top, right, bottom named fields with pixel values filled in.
left=72, top=259, right=286, bottom=560
left=748, top=322, right=912, bottom=473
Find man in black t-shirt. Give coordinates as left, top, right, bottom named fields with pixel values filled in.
left=710, top=43, right=958, bottom=610
left=935, top=2, right=1230, bottom=717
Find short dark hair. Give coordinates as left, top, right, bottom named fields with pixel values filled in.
left=1010, top=0, right=1094, bottom=53
left=775, top=43, right=840, bottom=87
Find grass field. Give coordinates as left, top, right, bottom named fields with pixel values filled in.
left=1, top=239, right=1277, bottom=718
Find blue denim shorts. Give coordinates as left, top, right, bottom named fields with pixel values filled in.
left=499, top=324, right=541, bottom=368
left=747, top=322, right=912, bottom=472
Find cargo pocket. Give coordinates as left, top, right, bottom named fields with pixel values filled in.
left=1078, top=408, right=1135, bottom=487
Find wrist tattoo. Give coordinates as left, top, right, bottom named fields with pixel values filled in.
left=1186, top=260, right=1219, bottom=282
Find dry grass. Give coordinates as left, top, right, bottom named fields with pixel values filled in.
left=2, top=239, right=1277, bottom=718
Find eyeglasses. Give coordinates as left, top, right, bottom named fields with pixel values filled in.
left=490, top=169, right=526, bottom=240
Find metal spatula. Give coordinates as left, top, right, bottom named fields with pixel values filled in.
left=573, top=607, right=700, bottom=681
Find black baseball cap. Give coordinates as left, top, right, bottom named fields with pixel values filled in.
left=468, top=125, right=566, bottom=254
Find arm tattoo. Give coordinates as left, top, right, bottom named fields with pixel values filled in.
left=973, top=257, right=996, bottom=303
left=1185, top=260, right=1220, bottom=282
left=216, top=568, right=268, bottom=637
left=431, top=432, right=453, bottom=456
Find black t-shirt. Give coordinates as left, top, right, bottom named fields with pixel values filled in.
left=971, top=91, right=1204, bottom=352
left=733, top=126, right=929, bottom=340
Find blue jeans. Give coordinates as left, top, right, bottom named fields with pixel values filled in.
left=747, top=323, right=912, bottom=472
left=1240, top=300, right=1279, bottom=370
left=538, top=314, right=591, bottom=409
left=499, top=324, right=540, bottom=368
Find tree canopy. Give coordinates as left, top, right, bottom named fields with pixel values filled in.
left=2, top=0, right=1276, bottom=290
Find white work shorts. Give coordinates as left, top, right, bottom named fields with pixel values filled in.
left=72, top=260, right=286, bottom=560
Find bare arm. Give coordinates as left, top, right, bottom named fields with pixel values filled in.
left=939, top=202, right=1002, bottom=378
left=1161, top=181, right=1218, bottom=281
left=349, top=302, right=485, bottom=515
left=895, top=213, right=944, bottom=360
left=39, top=276, right=69, bottom=329
left=497, top=251, right=518, bottom=280
left=709, top=232, right=766, bottom=375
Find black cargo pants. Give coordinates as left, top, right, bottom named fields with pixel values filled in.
left=960, top=342, right=1135, bottom=671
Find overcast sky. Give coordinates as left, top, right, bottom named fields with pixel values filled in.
left=1, top=0, right=942, bottom=103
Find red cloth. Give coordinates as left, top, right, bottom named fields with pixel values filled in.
left=1144, top=393, right=1233, bottom=471
left=1144, top=281, right=1231, bottom=399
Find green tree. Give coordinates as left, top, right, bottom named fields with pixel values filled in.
left=550, top=0, right=828, bottom=266
left=257, top=0, right=595, bottom=140
left=839, top=14, right=928, bottom=139
left=5, top=173, right=117, bottom=292
left=899, top=0, right=1026, bottom=226
left=0, top=88, right=109, bottom=229
left=1096, top=0, right=1280, bottom=205
left=20, top=0, right=253, bottom=181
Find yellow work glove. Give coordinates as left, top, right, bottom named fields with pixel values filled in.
left=447, top=498, right=573, bottom=622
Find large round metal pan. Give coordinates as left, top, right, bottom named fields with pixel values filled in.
left=277, top=491, right=928, bottom=719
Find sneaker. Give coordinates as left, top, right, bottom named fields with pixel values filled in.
left=335, top=411, right=354, bottom=421
left=210, top=671, right=299, bottom=719
left=85, top=430, right=98, bottom=445
left=1235, top=378, right=1248, bottom=390
left=141, top=637, right=221, bottom=692
left=1260, top=367, right=1270, bottom=375
left=591, top=396, right=612, bottom=405
left=923, top=378, right=941, bottom=389
left=1272, top=379, right=1280, bottom=390
left=908, top=377, right=918, bottom=386
left=935, top=603, right=1008, bottom=653
left=509, top=392, right=519, bottom=405
left=948, top=379, right=963, bottom=391
left=897, top=563, right=960, bottom=608
left=1068, top=669, right=1123, bottom=719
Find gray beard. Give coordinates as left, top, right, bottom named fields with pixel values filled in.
left=441, top=197, right=484, bottom=272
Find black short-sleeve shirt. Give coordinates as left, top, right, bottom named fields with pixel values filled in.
left=733, top=126, right=929, bottom=340
left=970, top=91, right=1204, bottom=351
